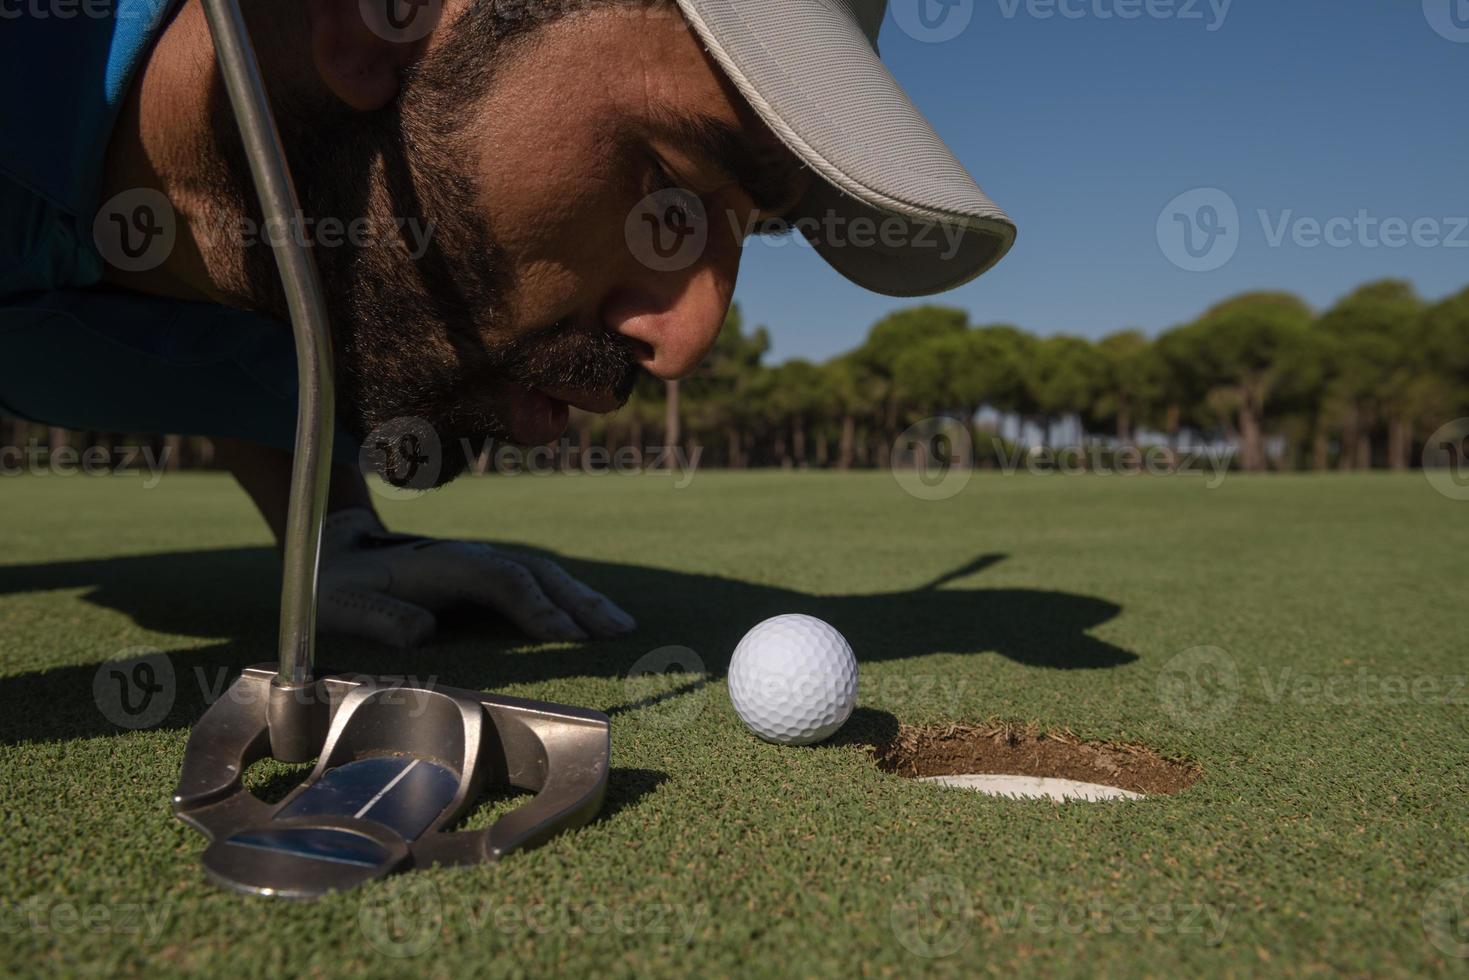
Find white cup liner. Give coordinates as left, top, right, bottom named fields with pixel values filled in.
left=918, top=773, right=1144, bottom=802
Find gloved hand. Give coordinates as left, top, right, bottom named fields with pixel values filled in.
left=315, top=508, right=636, bottom=648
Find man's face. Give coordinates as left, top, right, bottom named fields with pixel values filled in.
left=216, top=0, right=805, bottom=481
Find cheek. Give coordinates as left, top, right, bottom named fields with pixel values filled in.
left=472, top=128, right=632, bottom=325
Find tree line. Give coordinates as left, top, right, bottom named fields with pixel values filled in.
left=584, top=279, right=1469, bottom=472
left=4, top=279, right=1466, bottom=474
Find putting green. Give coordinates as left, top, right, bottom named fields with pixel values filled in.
left=1, top=470, right=1464, bottom=977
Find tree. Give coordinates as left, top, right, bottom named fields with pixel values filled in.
left=1268, top=325, right=1335, bottom=470
left=1093, top=330, right=1164, bottom=443
left=1023, top=335, right=1100, bottom=448
left=1422, top=287, right=1469, bottom=385
left=954, top=325, right=1030, bottom=416
left=893, top=333, right=964, bottom=418
left=1184, top=292, right=1315, bottom=472
left=1152, top=322, right=1214, bottom=463
left=1418, top=285, right=1469, bottom=419
left=821, top=357, right=869, bottom=469
left=767, top=359, right=826, bottom=467
left=853, top=306, right=970, bottom=439
left=1316, top=281, right=1424, bottom=470
left=685, top=304, right=770, bottom=466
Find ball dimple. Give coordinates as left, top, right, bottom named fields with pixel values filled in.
left=727, top=614, right=858, bottom=746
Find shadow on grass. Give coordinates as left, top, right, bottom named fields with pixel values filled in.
left=824, top=707, right=901, bottom=749
left=0, top=546, right=1133, bottom=747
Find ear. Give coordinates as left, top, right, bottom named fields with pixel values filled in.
left=307, top=0, right=439, bottom=111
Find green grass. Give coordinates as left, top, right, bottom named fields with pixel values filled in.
left=1, top=469, right=1465, bottom=977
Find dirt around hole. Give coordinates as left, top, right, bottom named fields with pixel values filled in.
left=874, top=722, right=1201, bottom=796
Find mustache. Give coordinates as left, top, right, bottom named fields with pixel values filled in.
left=490, top=319, right=643, bottom=403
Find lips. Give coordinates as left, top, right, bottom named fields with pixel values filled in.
left=506, top=386, right=570, bottom=446
left=506, top=385, right=622, bottom=446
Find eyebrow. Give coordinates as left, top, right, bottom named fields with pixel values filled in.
left=639, top=107, right=809, bottom=216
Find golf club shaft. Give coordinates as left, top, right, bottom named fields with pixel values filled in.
left=200, top=0, right=334, bottom=691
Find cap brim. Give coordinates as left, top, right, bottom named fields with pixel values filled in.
left=673, top=0, right=1017, bottom=297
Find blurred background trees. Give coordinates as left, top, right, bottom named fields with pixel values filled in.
left=618, top=281, right=1466, bottom=473
left=5, top=282, right=1466, bottom=474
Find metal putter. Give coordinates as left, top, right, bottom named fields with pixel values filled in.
left=173, top=0, right=611, bottom=899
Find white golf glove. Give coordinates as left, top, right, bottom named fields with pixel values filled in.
left=316, top=508, right=636, bottom=648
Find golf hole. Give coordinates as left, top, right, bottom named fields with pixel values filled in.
left=874, top=723, right=1199, bottom=801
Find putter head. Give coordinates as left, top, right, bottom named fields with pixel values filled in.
left=173, top=666, right=610, bottom=899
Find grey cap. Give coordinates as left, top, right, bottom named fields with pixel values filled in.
left=673, top=0, right=1016, bottom=297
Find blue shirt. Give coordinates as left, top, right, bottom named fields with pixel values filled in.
left=0, top=1, right=352, bottom=457
left=0, top=0, right=178, bottom=295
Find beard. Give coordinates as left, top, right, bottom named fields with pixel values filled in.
left=204, top=13, right=641, bottom=486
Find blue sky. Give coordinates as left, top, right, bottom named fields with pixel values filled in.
left=736, top=0, right=1469, bottom=363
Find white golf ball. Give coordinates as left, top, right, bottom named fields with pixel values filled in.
left=727, top=614, right=858, bottom=745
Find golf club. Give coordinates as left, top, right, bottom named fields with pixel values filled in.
left=171, top=0, right=611, bottom=899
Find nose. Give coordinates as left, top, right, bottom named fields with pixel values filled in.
left=603, top=237, right=741, bottom=381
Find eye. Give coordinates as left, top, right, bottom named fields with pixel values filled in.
left=645, top=153, right=679, bottom=195
left=642, top=156, right=706, bottom=231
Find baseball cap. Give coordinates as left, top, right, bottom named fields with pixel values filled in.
left=672, top=0, right=1016, bottom=297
